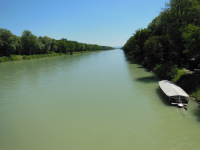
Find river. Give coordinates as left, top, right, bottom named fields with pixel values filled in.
left=0, top=49, right=200, bottom=150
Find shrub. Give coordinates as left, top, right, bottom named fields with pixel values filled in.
left=172, top=69, right=186, bottom=83
left=191, top=87, right=200, bottom=102
left=153, top=63, right=178, bottom=80
left=22, top=55, right=30, bottom=60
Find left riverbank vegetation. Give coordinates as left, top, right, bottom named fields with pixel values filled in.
left=123, top=0, right=200, bottom=101
left=0, top=29, right=114, bottom=62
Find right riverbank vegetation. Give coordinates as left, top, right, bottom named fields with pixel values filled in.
left=0, top=29, right=114, bottom=62
left=123, top=0, right=200, bottom=102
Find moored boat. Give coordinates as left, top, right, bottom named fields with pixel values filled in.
left=159, top=80, right=189, bottom=107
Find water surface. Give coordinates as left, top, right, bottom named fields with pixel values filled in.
left=1, top=50, right=200, bottom=150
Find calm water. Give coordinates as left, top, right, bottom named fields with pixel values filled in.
left=1, top=49, right=200, bottom=150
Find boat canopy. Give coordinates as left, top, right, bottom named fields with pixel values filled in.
left=159, top=80, right=189, bottom=98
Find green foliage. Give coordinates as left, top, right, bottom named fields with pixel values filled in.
left=66, top=41, right=75, bottom=54
left=21, top=30, right=38, bottom=55
left=57, top=40, right=67, bottom=54
left=50, top=39, right=58, bottom=53
left=0, top=56, right=10, bottom=62
left=122, top=28, right=151, bottom=62
left=144, top=36, right=163, bottom=64
left=147, top=15, right=162, bottom=35
left=12, top=35, right=22, bottom=55
left=142, top=57, right=157, bottom=70
left=191, top=87, right=200, bottom=101
left=0, top=28, right=114, bottom=57
left=182, top=24, right=200, bottom=58
left=172, top=69, right=186, bottom=82
left=22, top=55, right=30, bottom=60
left=153, top=63, right=178, bottom=80
left=79, top=43, right=85, bottom=52
left=38, top=36, right=52, bottom=54
left=176, top=74, right=200, bottom=101
left=0, top=28, right=17, bottom=56
left=74, top=42, right=80, bottom=52
left=11, top=55, right=21, bottom=61
left=123, top=0, right=200, bottom=76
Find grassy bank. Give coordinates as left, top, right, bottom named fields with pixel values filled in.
left=0, top=53, right=64, bottom=62
left=0, top=50, right=103, bottom=63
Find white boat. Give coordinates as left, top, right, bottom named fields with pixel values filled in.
left=159, top=80, right=189, bottom=107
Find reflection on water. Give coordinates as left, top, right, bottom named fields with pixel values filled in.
left=0, top=50, right=200, bottom=150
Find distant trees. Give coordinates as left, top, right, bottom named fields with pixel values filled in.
left=38, top=36, right=52, bottom=54
left=66, top=41, right=75, bottom=54
left=0, top=29, right=114, bottom=57
left=123, top=0, right=200, bottom=69
left=50, top=39, right=58, bottom=53
left=13, top=35, right=22, bottom=55
left=21, top=30, right=38, bottom=55
left=79, top=43, right=85, bottom=53
left=57, top=40, right=67, bottom=54
left=0, top=28, right=17, bottom=56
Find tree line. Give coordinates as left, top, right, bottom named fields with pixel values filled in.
left=0, top=29, right=114, bottom=57
left=123, top=0, right=200, bottom=70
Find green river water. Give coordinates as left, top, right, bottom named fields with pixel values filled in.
left=0, top=49, right=200, bottom=150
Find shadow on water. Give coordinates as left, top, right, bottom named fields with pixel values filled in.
left=124, top=55, right=138, bottom=64
left=136, top=66, right=150, bottom=72
left=156, top=87, right=171, bottom=106
left=125, top=58, right=138, bottom=64
left=135, top=76, right=159, bottom=83
left=190, top=104, right=200, bottom=122
left=124, top=55, right=150, bottom=72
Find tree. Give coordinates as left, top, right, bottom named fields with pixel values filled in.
left=13, top=35, right=22, bottom=55
left=74, top=42, right=80, bottom=52
left=21, top=30, right=38, bottom=55
left=38, top=36, right=52, bottom=54
left=57, top=40, right=67, bottom=54
left=50, top=39, right=58, bottom=53
left=182, top=24, right=200, bottom=58
left=160, top=0, right=200, bottom=65
left=144, top=36, right=163, bottom=62
left=60, top=38, right=67, bottom=42
left=79, top=43, right=85, bottom=53
left=36, top=41, right=45, bottom=54
left=147, top=15, right=162, bottom=36
left=66, top=41, right=75, bottom=54
left=122, top=28, right=151, bottom=62
left=0, top=28, right=16, bottom=56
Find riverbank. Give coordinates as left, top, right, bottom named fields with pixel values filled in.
left=155, top=67, right=200, bottom=103
left=0, top=50, right=104, bottom=63
left=125, top=54, right=200, bottom=103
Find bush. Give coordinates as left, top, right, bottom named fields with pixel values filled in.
left=22, top=55, right=30, bottom=60
left=153, top=63, right=178, bottom=80
left=191, top=87, right=200, bottom=102
left=11, top=55, right=20, bottom=61
left=176, top=74, right=200, bottom=96
left=172, top=69, right=186, bottom=83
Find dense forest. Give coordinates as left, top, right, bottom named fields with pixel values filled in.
left=123, top=0, right=200, bottom=100
left=0, top=29, right=114, bottom=57
left=123, top=0, right=200, bottom=78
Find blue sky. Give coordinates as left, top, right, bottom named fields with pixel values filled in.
left=0, top=0, right=168, bottom=47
